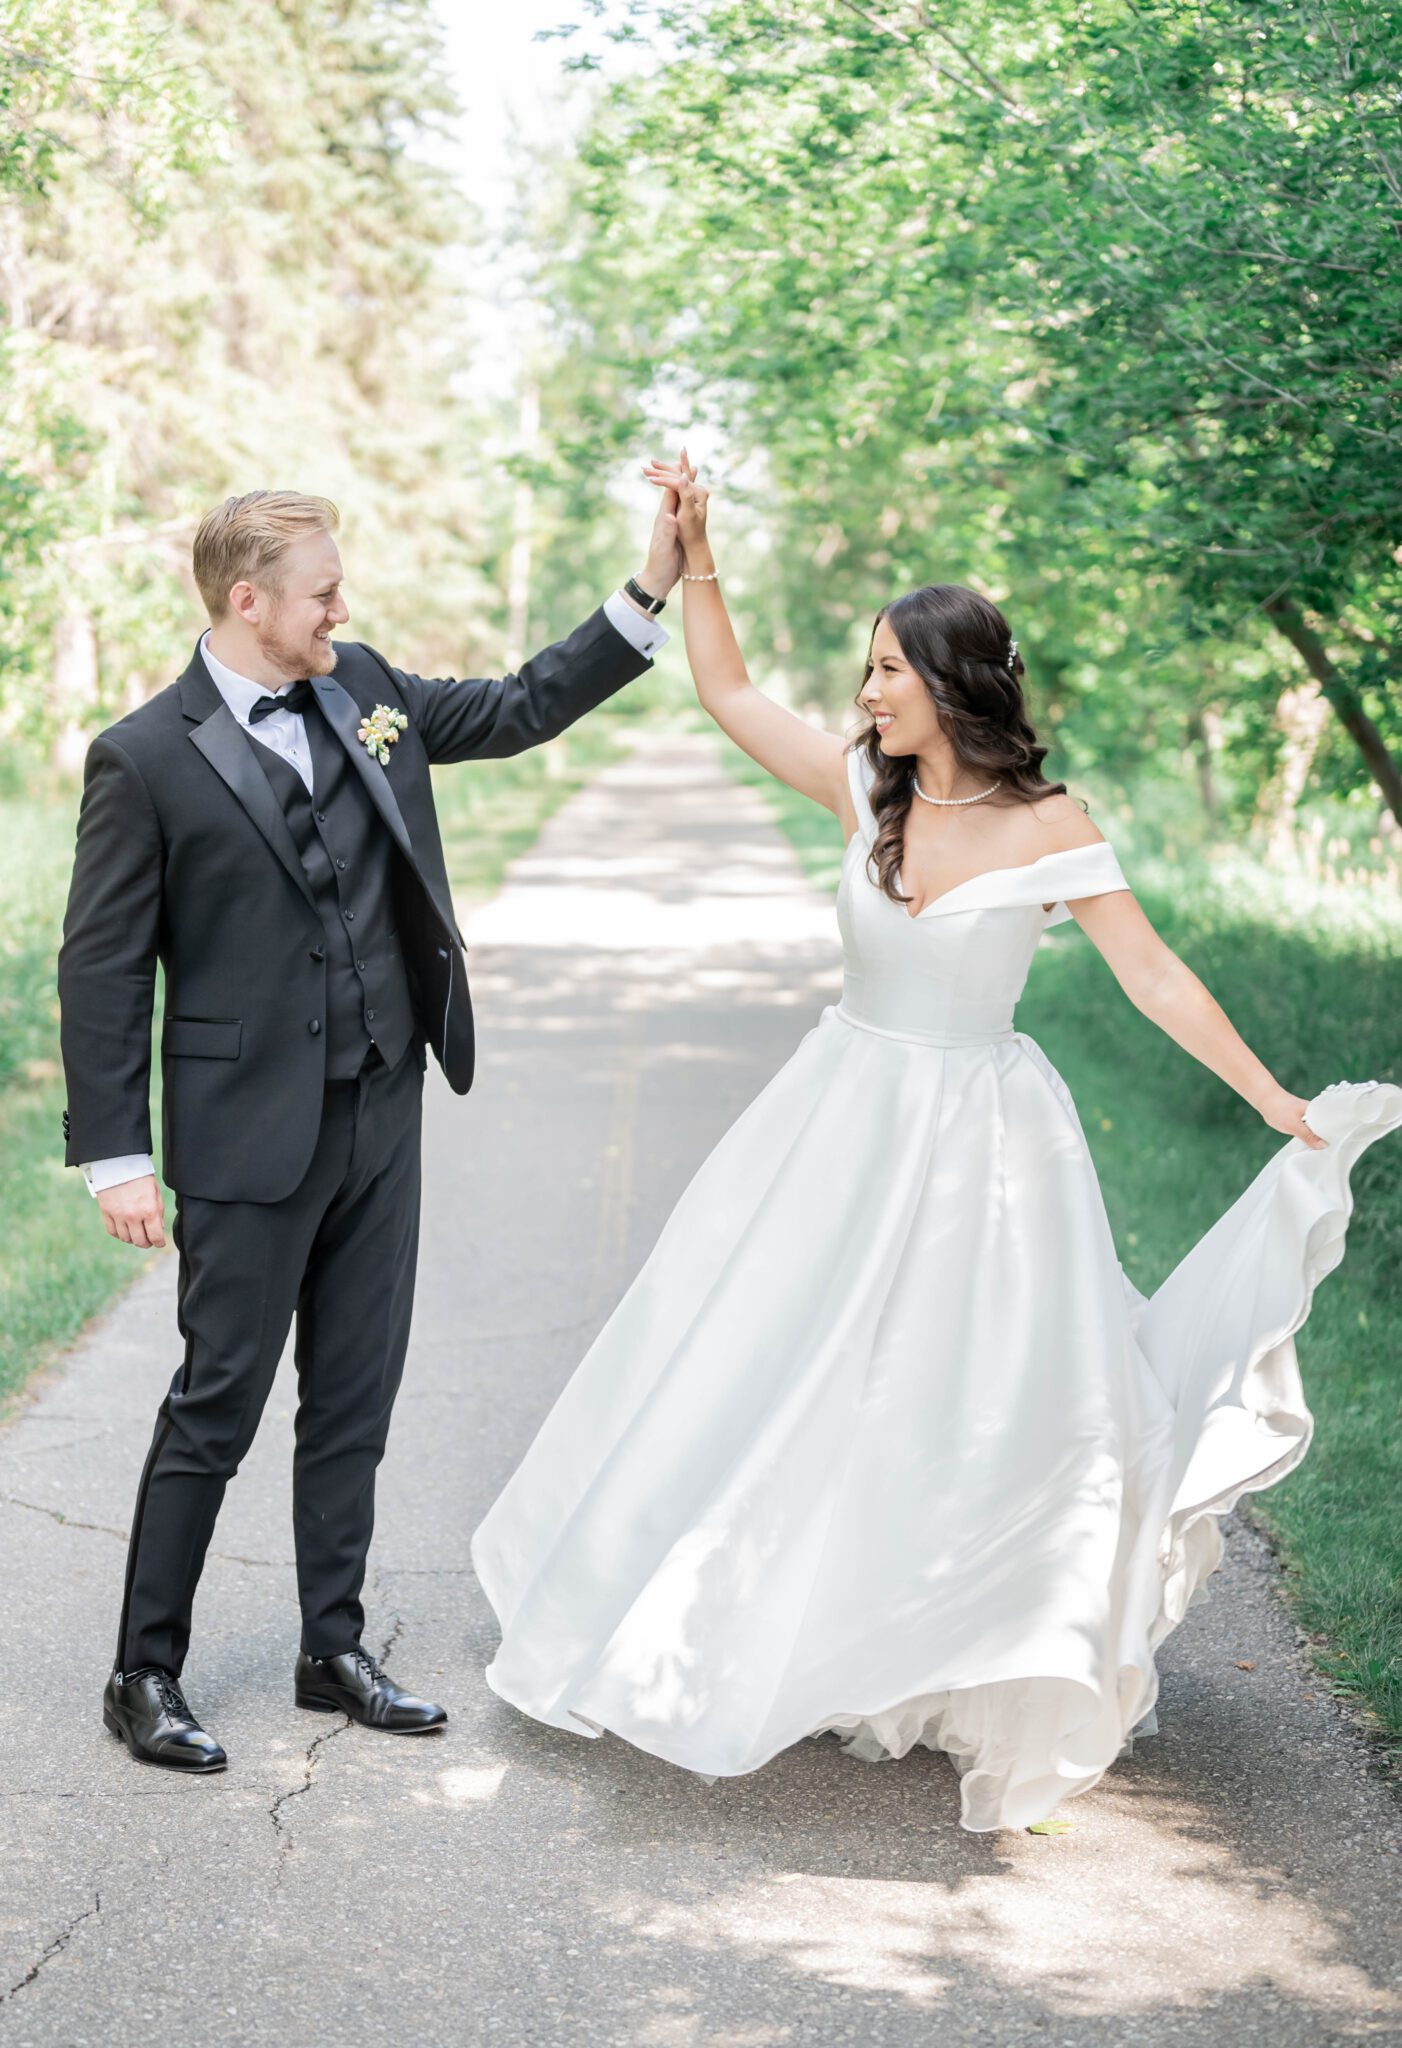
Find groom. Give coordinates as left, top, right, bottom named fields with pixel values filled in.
left=58, top=487, right=677, bottom=1771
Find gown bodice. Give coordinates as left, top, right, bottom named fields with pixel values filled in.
left=837, top=744, right=1132, bottom=1046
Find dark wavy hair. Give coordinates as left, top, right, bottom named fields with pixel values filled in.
left=852, top=584, right=1079, bottom=907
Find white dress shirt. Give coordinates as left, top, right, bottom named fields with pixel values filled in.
left=200, top=629, right=318, bottom=792
left=80, top=593, right=668, bottom=1196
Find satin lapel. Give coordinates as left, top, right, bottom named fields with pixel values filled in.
left=309, top=676, right=460, bottom=937
left=310, top=677, right=417, bottom=866
left=188, top=704, right=320, bottom=916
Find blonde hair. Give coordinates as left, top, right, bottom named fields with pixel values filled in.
left=192, top=490, right=340, bottom=620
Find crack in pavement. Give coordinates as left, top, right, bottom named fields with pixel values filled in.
left=373, top=1565, right=473, bottom=1578
left=3, top=1893, right=101, bottom=2003
left=268, top=1606, right=408, bottom=1884
left=205, top=1551, right=294, bottom=1569
left=0, top=1411, right=96, bottom=1430
left=0, top=1498, right=295, bottom=1573
left=1, top=1495, right=128, bottom=1541
left=10, top=1430, right=114, bottom=1459
left=268, top=1717, right=351, bottom=1885
left=0, top=1500, right=467, bottom=1583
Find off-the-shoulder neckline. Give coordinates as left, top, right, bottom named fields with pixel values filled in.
left=843, top=831, right=1120, bottom=920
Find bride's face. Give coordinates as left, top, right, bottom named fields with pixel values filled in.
left=860, top=618, right=943, bottom=757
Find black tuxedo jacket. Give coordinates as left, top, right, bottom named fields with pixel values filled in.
left=57, top=607, right=651, bottom=1202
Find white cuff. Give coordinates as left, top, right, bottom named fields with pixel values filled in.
left=81, top=1154, right=156, bottom=1197
left=603, top=587, right=669, bottom=661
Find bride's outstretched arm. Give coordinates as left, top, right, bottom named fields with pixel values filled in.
left=1074, top=892, right=1327, bottom=1147
left=642, top=454, right=847, bottom=817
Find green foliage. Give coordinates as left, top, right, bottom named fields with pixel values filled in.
left=551, top=0, right=1402, bottom=827
left=0, top=0, right=500, bottom=735
left=0, top=0, right=209, bottom=211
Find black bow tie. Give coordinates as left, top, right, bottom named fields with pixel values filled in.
left=248, top=679, right=315, bottom=725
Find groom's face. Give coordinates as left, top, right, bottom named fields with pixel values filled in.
left=258, top=530, right=350, bottom=679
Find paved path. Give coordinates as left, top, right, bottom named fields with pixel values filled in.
left=2, top=733, right=1397, bottom=2047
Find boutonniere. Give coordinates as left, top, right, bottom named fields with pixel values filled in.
left=357, top=703, right=408, bottom=766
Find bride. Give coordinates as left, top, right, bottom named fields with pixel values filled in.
left=470, top=452, right=1401, bottom=1833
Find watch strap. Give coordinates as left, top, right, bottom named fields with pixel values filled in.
left=623, top=575, right=666, bottom=616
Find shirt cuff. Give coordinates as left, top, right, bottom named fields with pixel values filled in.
left=81, top=1154, right=156, bottom=1197
left=603, top=587, right=669, bottom=661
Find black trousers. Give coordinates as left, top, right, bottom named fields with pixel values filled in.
left=116, top=1042, right=425, bottom=1677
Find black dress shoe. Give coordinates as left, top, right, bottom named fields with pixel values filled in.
left=103, top=1667, right=227, bottom=1773
left=294, top=1647, right=447, bottom=1733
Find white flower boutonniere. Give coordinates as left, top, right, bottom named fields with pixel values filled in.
left=357, top=703, right=409, bottom=766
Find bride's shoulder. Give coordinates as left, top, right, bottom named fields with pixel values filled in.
left=1023, top=789, right=1109, bottom=855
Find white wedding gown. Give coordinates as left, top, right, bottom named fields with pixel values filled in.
left=470, top=745, right=1402, bottom=1832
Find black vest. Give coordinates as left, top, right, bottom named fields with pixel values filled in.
left=251, top=711, right=417, bottom=1079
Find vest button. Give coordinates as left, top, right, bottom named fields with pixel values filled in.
left=355, top=959, right=366, bottom=972
left=309, top=1019, right=321, bottom=1036
left=335, top=858, right=347, bottom=871
left=344, top=909, right=355, bottom=921
left=316, top=810, right=327, bottom=822
left=366, top=1009, right=376, bottom=1022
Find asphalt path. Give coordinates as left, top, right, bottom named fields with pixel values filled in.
left=2, top=732, right=1398, bottom=2046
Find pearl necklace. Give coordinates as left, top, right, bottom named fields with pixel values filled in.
left=912, top=775, right=1001, bottom=806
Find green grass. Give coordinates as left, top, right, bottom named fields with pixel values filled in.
left=0, top=795, right=148, bottom=1413
left=724, top=742, right=1402, bottom=1766
left=0, top=719, right=628, bottom=1415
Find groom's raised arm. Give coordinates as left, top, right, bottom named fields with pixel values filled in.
left=370, top=593, right=668, bottom=766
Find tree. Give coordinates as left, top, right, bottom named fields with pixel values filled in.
left=0, top=0, right=498, bottom=750
left=548, top=0, right=1402, bottom=822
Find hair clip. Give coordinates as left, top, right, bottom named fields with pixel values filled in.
left=1006, top=639, right=1018, bottom=674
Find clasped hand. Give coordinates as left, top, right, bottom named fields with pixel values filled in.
left=643, top=448, right=709, bottom=559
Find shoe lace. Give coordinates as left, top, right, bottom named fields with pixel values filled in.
left=351, top=1646, right=389, bottom=1688
left=144, top=1669, right=191, bottom=1720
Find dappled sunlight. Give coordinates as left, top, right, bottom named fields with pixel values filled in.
left=467, top=877, right=836, bottom=954
left=404, top=1761, right=511, bottom=1807
left=589, top=1799, right=1401, bottom=2024
left=436, top=1762, right=509, bottom=1804
left=596, top=1527, right=735, bottom=1733
left=465, top=751, right=837, bottom=955
left=468, top=943, right=839, bottom=1023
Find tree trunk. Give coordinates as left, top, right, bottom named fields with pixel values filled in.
left=1257, top=680, right=1330, bottom=866
left=1264, top=598, right=1402, bottom=826
left=1186, top=705, right=1222, bottom=824
left=50, top=606, right=99, bottom=775
left=505, top=378, right=540, bottom=674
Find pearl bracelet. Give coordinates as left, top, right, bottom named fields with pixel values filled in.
left=682, top=569, right=720, bottom=581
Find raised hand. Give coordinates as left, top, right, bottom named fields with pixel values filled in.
left=642, top=448, right=708, bottom=556
left=642, top=481, right=683, bottom=595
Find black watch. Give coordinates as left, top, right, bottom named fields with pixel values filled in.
left=623, top=575, right=666, bottom=616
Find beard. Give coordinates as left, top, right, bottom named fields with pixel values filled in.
left=259, top=615, right=338, bottom=681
